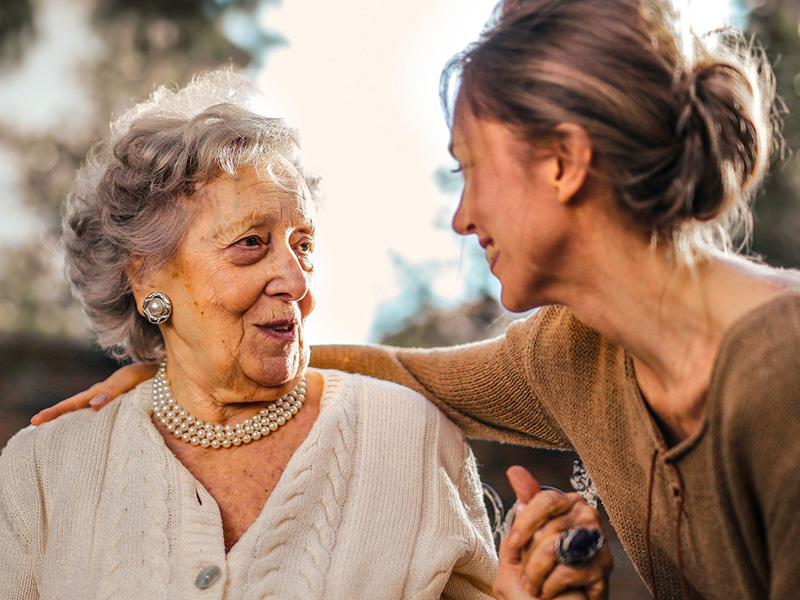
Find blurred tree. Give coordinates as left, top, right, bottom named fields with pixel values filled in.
left=746, top=0, right=800, bottom=267
left=0, top=0, right=35, bottom=65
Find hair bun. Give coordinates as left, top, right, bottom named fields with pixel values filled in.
left=670, top=54, right=770, bottom=224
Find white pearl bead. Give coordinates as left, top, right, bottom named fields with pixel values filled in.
left=151, top=363, right=305, bottom=450
left=147, top=298, right=164, bottom=317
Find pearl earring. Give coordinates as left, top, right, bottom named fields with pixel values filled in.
left=142, top=292, right=172, bottom=324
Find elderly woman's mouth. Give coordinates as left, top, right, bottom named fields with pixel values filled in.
left=256, top=320, right=298, bottom=341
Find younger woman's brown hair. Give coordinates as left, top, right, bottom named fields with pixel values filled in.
left=442, top=0, right=778, bottom=256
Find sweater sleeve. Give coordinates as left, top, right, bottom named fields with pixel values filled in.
left=717, top=301, right=800, bottom=599
left=311, top=309, right=570, bottom=448
left=0, top=428, right=41, bottom=600
left=441, top=448, right=498, bottom=600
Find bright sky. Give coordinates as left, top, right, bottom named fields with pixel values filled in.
left=0, top=0, right=740, bottom=344
left=253, top=0, right=741, bottom=344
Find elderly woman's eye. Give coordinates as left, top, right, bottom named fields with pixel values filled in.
left=297, top=240, right=313, bottom=255
left=236, top=236, right=262, bottom=247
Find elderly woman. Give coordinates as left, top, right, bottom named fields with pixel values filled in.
left=0, top=70, right=503, bottom=599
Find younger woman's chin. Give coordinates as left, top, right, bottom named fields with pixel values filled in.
left=500, top=292, right=538, bottom=313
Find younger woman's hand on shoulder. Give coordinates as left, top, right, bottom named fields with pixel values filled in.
left=30, top=362, right=158, bottom=426
left=493, top=466, right=612, bottom=600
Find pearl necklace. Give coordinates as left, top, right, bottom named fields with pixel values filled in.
left=152, top=362, right=306, bottom=449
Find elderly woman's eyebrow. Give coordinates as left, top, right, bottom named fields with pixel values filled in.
left=210, top=211, right=315, bottom=240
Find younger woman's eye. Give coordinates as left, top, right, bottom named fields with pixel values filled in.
left=450, top=166, right=463, bottom=174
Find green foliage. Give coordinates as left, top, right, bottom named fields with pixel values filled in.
left=747, top=0, right=800, bottom=266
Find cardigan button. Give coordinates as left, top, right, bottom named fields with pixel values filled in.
left=195, top=564, right=221, bottom=589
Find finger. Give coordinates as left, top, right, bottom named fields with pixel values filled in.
left=498, top=528, right=524, bottom=569
left=30, top=362, right=158, bottom=425
left=508, top=491, right=579, bottom=550
left=538, top=547, right=613, bottom=600
left=30, top=386, right=100, bottom=425
left=519, top=531, right=561, bottom=595
left=496, top=533, right=591, bottom=600
left=533, top=498, right=599, bottom=546
left=507, top=465, right=542, bottom=504
left=584, top=574, right=610, bottom=600
left=494, top=535, right=527, bottom=600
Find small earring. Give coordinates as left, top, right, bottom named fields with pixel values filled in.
left=142, top=292, right=172, bottom=324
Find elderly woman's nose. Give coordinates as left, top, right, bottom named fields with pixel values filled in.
left=264, top=246, right=310, bottom=300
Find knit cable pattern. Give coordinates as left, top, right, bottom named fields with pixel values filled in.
left=244, top=374, right=355, bottom=600
left=99, top=382, right=172, bottom=598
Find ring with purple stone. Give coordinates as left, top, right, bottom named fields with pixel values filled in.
left=554, top=526, right=604, bottom=568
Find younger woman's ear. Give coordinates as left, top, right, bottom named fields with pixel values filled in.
left=553, top=123, right=592, bottom=204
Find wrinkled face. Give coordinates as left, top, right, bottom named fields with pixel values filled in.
left=450, top=107, right=569, bottom=312
left=149, top=166, right=316, bottom=392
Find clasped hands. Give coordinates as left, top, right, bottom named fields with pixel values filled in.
left=494, top=466, right=613, bottom=600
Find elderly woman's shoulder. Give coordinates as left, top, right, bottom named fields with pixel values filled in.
left=326, top=369, right=466, bottom=436
left=0, top=387, right=134, bottom=474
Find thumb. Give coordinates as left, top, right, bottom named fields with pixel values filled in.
left=507, top=465, right=541, bottom=504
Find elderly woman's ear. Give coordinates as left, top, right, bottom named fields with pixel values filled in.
left=127, top=258, right=150, bottom=310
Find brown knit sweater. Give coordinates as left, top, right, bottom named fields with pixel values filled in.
left=310, top=293, right=800, bottom=600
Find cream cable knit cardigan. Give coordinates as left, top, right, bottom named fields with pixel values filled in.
left=0, top=370, right=497, bottom=599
